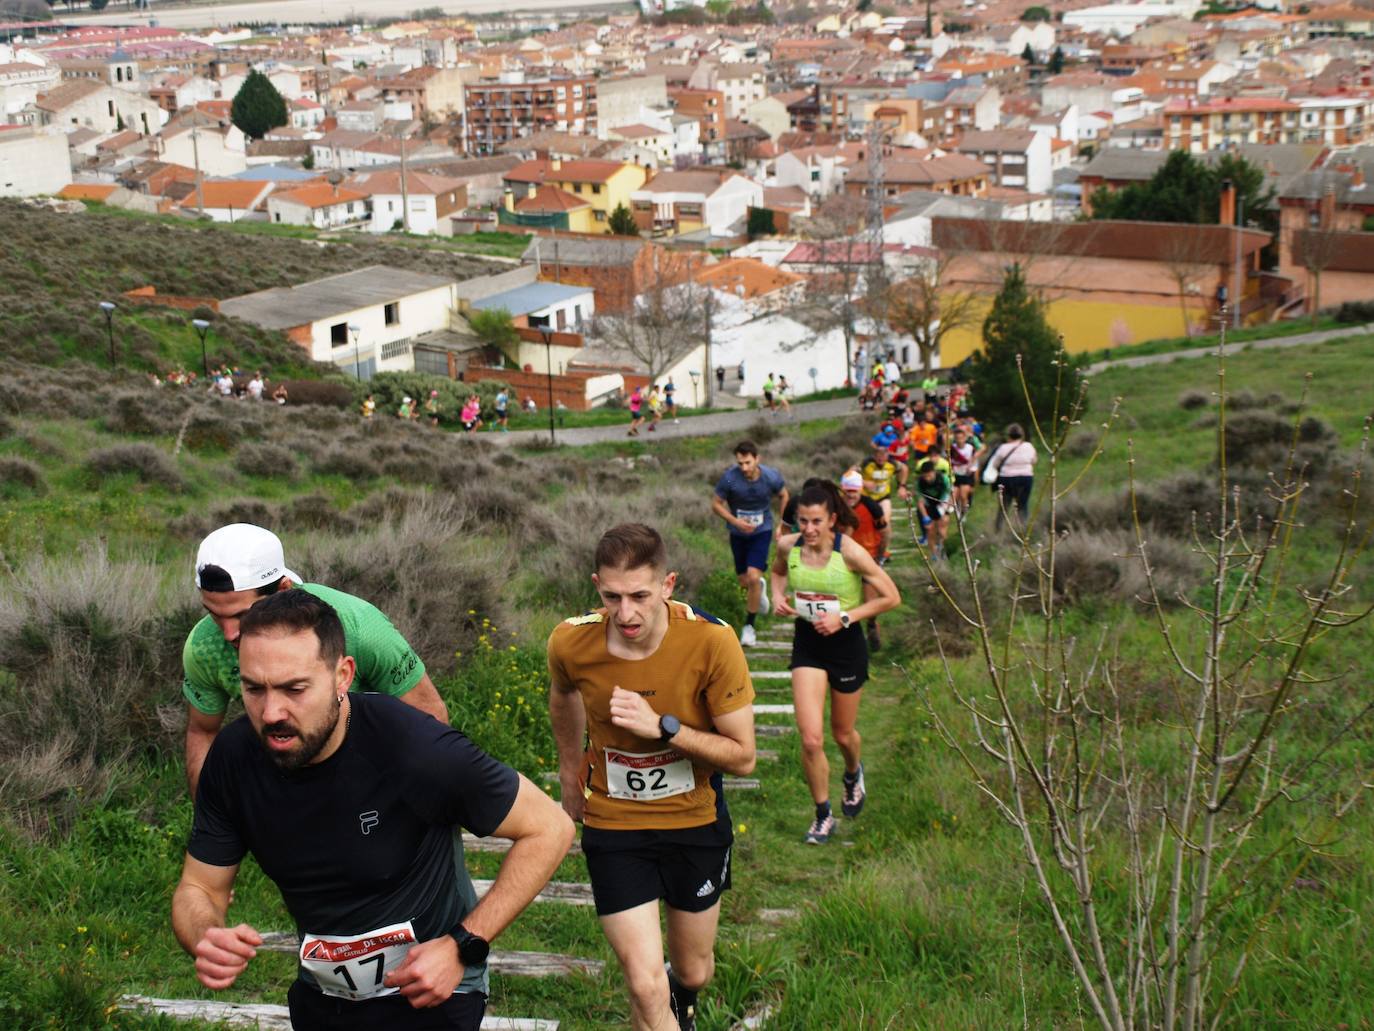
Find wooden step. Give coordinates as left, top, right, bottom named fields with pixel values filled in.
left=758, top=907, right=799, bottom=924
left=118, top=996, right=562, bottom=1029
left=723, top=778, right=761, bottom=790
left=475, top=880, right=592, bottom=906
left=257, top=934, right=604, bottom=977
left=752, top=671, right=791, bottom=680
left=753, top=703, right=795, bottom=715
left=756, top=724, right=795, bottom=737
left=756, top=749, right=777, bottom=761
left=465, top=832, right=581, bottom=856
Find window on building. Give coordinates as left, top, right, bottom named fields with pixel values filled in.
left=384, top=302, right=400, bottom=326
left=591, top=183, right=601, bottom=194
left=331, top=322, right=349, bottom=347
left=108, top=100, right=115, bottom=117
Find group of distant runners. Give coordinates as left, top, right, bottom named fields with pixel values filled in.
left=168, top=360, right=1030, bottom=1029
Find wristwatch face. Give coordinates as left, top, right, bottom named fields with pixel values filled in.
left=457, top=930, right=490, bottom=966
left=840, top=613, right=851, bottom=628
left=660, top=715, right=681, bottom=741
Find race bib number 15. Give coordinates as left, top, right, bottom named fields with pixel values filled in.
left=605, top=747, right=694, bottom=801
left=299, top=920, right=417, bottom=1001
left=795, top=591, right=839, bottom=623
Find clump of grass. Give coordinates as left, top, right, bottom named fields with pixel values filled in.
left=1178, top=388, right=1209, bottom=410
left=282, top=493, right=355, bottom=533
left=1050, top=529, right=1198, bottom=606
left=0, top=456, right=44, bottom=496
left=314, top=446, right=380, bottom=481
left=169, top=498, right=278, bottom=540
left=234, top=441, right=299, bottom=480
left=85, top=443, right=184, bottom=491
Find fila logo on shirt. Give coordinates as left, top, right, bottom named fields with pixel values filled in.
left=359, top=810, right=380, bottom=835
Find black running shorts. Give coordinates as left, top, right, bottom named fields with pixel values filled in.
left=582, top=824, right=734, bottom=917
left=790, top=619, right=869, bottom=694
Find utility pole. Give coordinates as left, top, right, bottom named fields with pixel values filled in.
left=863, top=116, right=889, bottom=378
left=398, top=130, right=410, bottom=233
left=191, top=122, right=205, bottom=216
left=1233, top=194, right=1243, bottom=330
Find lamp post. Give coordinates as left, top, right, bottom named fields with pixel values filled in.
left=191, top=318, right=211, bottom=379
left=348, top=323, right=362, bottom=381
left=688, top=368, right=700, bottom=408
left=98, top=301, right=116, bottom=368
left=539, top=326, right=556, bottom=445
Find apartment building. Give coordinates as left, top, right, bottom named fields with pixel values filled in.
left=1164, top=96, right=1299, bottom=151
left=464, top=76, right=597, bottom=155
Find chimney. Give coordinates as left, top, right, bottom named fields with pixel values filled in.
left=1218, top=178, right=1235, bottom=227
left=1319, top=184, right=1336, bottom=230
left=527, top=182, right=537, bottom=199
left=503, top=185, right=514, bottom=212
left=1352, top=166, right=1366, bottom=190
left=551, top=158, right=562, bottom=171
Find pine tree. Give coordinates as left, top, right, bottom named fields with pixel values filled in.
left=968, top=263, right=1083, bottom=431
left=1021, top=42, right=1036, bottom=64
left=230, top=69, right=288, bottom=141
left=606, top=202, right=639, bottom=236
left=1048, top=46, right=1065, bottom=73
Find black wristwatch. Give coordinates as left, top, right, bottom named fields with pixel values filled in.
left=451, top=925, right=490, bottom=966
left=658, top=714, right=682, bottom=743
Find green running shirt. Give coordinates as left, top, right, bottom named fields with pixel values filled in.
left=787, top=534, right=863, bottom=613
left=181, top=583, right=426, bottom=716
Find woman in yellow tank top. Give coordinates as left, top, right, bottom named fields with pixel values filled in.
left=769, top=482, right=900, bottom=845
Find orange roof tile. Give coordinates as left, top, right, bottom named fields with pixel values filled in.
left=176, top=180, right=270, bottom=211
left=57, top=183, right=119, bottom=201
left=271, top=183, right=368, bottom=209
left=514, top=184, right=591, bottom=213
left=694, top=257, right=803, bottom=299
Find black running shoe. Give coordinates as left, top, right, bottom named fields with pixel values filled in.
left=842, top=763, right=866, bottom=818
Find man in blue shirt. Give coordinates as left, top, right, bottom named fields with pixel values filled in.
left=711, top=439, right=789, bottom=647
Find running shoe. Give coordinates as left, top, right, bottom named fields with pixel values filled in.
left=740, top=624, right=757, bottom=647
left=842, top=764, right=866, bottom=818
left=758, top=589, right=770, bottom=617
left=804, top=812, right=836, bottom=844
left=666, top=965, right=696, bottom=1031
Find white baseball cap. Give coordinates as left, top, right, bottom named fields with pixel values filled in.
left=840, top=470, right=864, bottom=490
left=195, top=524, right=300, bottom=592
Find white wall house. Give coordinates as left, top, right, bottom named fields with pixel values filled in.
left=159, top=121, right=247, bottom=177
left=0, top=127, right=72, bottom=197
left=267, top=184, right=370, bottom=229
left=0, top=60, right=60, bottom=119
left=220, top=266, right=459, bottom=378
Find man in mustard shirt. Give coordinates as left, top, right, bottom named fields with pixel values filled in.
left=548, top=524, right=756, bottom=1031
left=182, top=524, right=449, bottom=795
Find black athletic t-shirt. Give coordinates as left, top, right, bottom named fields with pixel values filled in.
left=189, top=693, right=519, bottom=990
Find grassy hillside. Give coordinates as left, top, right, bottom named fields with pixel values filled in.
left=1, top=335, right=1371, bottom=1028
left=0, top=199, right=508, bottom=376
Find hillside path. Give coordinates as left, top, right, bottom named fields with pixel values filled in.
left=1084, top=322, right=1374, bottom=376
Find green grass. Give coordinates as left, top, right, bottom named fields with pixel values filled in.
left=2, top=335, right=1373, bottom=1027
left=1077, top=313, right=1360, bottom=364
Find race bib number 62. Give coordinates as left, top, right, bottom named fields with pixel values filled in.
left=299, top=920, right=417, bottom=1001
left=605, top=747, right=694, bottom=801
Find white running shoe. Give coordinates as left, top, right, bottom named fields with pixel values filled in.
left=758, top=589, right=770, bottom=617
left=740, top=624, right=757, bottom=647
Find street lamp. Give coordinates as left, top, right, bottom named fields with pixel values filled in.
left=348, top=323, right=362, bottom=380
left=688, top=368, right=700, bottom=408
left=539, top=326, right=556, bottom=445
left=191, top=318, right=211, bottom=379
left=98, top=301, right=116, bottom=368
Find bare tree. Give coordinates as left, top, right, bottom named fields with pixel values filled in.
left=1160, top=226, right=1216, bottom=339
left=1296, top=187, right=1348, bottom=326
left=793, top=193, right=871, bottom=385
left=591, top=258, right=709, bottom=384
left=882, top=250, right=985, bottom=375
left=911, top=344, right=1373, bottom=1030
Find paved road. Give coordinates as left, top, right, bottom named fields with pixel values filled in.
left=489, top=322, right=1373, bottom=448
left=494, top=397, right=861, bottom=447
left=1084, top=322, right=1373, bottom=376
left=65, top=0, right=624, bottom=28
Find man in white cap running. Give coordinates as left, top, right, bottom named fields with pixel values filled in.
left=182, top=523, right=449, bottom=796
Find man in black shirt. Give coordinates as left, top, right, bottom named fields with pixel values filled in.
left=172, top=590, right=574, bottom=1030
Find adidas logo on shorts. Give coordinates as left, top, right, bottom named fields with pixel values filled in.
left=696, top=878, right=715, bottom=898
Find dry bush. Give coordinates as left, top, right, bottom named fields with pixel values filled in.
left=0, top=414, right=12, bottom=438
left=283, top=381, right=354, bottom=408
left=294, top=496, right=504, bottom=676
left=1050, top=529, right=1199, bottom=607
left=104, top=391, right=191, bottom=436
left=0, top=456, right=44, bottom=495
left=85, top=444, right=185, bottom=491
left=1178, top=389, right=1209, bottom=410
left=291, top=404, right=353, bottom=432
left=884, top=558, right=1008, bottom=659
left=0, top=545, right=193, bottom=829
left=167, top=498, right=279, bottom=540
left=314, top=446, right=380, bottom=481
left=281, top=493, right=356, bottom=534
left=234, top=441, right=299, bottom=480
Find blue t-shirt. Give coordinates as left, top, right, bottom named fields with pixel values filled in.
left=715, top=465, right=785, bottom=537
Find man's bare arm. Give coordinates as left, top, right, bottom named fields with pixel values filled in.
left=185, top=706, right=225, bottom=797
left=608, top=687, right=756, bottom=777
left=399, top=674, right=449, bottom=724
left=171, top=854, right=261, bottom=991
left=548, top=672, right=588, bottom=823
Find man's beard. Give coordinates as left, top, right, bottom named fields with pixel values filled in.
left=260, top=694, right=340, bottom=772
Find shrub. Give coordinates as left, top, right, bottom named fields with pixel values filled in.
left=0, top=545, right=193, bottom=829
left=685, top=567, right=746, bottom=628
left=104, top=392, right=165, bottom=435
left=1050, top=529, right=1198, bottom=607
left=294, top=496, right=504, bottom=676
left=234, top=441, right=299, bottom=480
left=168, top=498, right=279, bottom=539
left=280, top=380, right=353, bottom=408
left=0, top=414, right=12, bottom=438
left=314, top=446, right=380, bottom=481
left=0, top=455, right=45, bottom=495
left=1335, top=299, right=1374, bottom=324
left=1178, top=389, right=1209, bottom=410
left=180, top=409, right=243, bottom=452
left=85, top=444, right=185, bottom=491
left=281, top=493, right=356, bottom=533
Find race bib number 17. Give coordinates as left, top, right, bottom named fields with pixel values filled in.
left=299, top=920, right=417, bottom=1001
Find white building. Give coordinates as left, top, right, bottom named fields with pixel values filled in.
left=220, top=266, right=459, bottom=379
left=0, top=127, right=72, bottom=197
left=267, top=183, right=370, bottom=229
left=0, top=60, right=60, bottom=120
left=348, top=169, right=468, bottom=235
left=1063, top=2, right=1202, bottom=37
left=158, top=120, right=247, bottom=177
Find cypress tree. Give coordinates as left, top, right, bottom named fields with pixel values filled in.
left=230, top=69, right=288, bottom=140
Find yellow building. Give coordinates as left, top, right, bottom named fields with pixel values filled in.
left=501, top=158, right=647, bottom=229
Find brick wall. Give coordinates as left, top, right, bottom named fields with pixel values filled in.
left=463, top=365, right=599, bottom=410
left=122, top=285, right=220, bottom=312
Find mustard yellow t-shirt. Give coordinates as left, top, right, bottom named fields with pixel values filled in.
left=547, top=601, right=754, bottom=831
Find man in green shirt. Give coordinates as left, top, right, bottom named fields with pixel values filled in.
left=183, top=523, right=449, bottom=795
